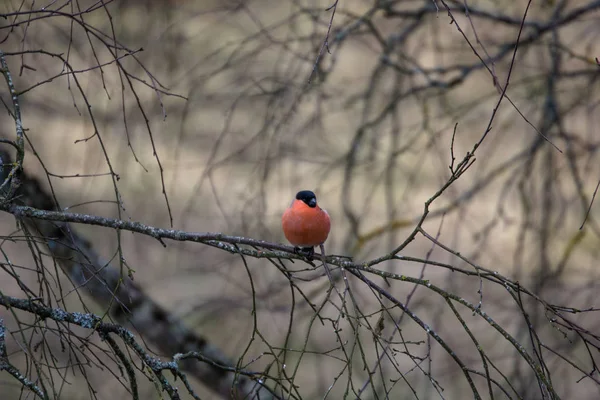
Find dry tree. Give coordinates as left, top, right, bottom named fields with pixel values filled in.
left=1, top=1, right=600, bottom=399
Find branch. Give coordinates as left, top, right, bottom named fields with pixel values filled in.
left=0, top=150, right=277, bottom=400
left=0, top=201, right=299, bottom=256
left=0, top=318, right=47, bottom=399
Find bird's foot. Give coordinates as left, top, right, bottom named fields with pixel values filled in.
left=294, top=246, right=315, bottom=261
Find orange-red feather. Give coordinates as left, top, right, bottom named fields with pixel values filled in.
left=282, top=199, right=330, bottom=247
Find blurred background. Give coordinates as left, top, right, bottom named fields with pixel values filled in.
left=1, top=0, right=600, bottom=399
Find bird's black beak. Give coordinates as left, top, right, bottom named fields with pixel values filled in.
left=308, top=198, right=317, bottom=207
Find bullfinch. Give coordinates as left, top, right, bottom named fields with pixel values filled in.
left=282, top=190, right=330, bottom=258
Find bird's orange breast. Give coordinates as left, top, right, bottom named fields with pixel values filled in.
left=282, top=200, right=330, bottom=247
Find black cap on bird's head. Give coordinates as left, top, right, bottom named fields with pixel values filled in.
left=296, top=190, right=317, bottom=208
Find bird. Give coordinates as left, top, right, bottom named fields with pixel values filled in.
left=282, top=190, right=330, bottom=259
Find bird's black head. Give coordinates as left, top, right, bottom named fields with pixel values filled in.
left=296, top=190, right=317, bottom=208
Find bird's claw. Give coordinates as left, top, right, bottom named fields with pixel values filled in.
left=294, top=246, right=315, bottom=261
